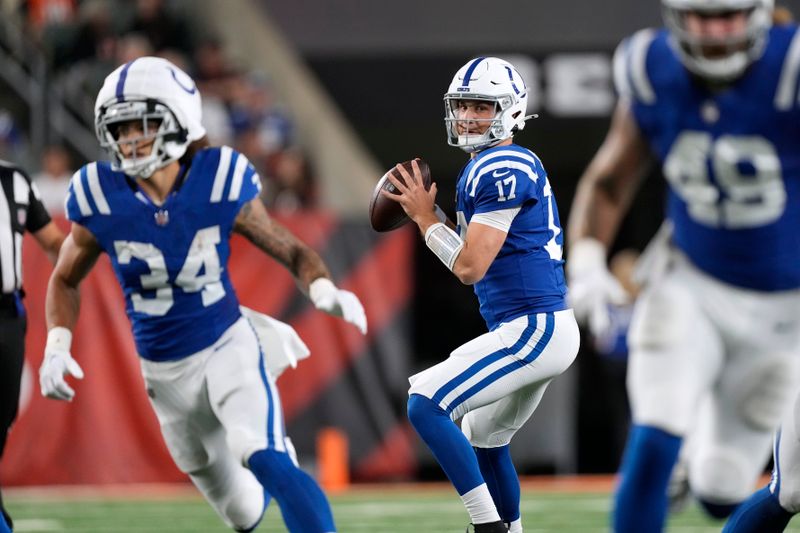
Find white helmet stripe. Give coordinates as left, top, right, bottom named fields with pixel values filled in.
left=461, top=57, right=487, bottom=86
left=114, top=60, right=137, bottom=103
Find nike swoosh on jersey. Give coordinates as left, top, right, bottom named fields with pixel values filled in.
left=492, top=169, right=511, bottom=178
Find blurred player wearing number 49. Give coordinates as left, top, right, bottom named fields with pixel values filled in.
left=383, top=57, right=579, bottom=533
left=38, top=57, right=367, bottom=533
left=568, top=0, right=800, bottom=531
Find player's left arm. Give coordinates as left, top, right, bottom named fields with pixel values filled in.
left=233, top=197, right=330, bottom=290
left=233, top=198, right=367, bottom=333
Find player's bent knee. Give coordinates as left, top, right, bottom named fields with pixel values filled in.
left=690, top=448, right=755, bottom=503
left=223, top=489, right=265, bottom=532
left=778, top=486, right=800, bottom=514
left=407, top=394, right=443, bottom=429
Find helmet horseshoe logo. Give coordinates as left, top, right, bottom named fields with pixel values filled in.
left=169, top=67, right=197, bottom=95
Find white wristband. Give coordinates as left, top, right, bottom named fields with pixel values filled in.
left=46, top=326, right=73, bottom=352
left=425, top=222, right=464, bottom=271
left=309, top=277, right=336, bottom=306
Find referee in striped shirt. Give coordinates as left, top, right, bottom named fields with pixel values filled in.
left=0, top=160, right=64, bottom=533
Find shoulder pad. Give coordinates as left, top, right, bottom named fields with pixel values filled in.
left=66, top=162, right=112, bottom=221
left=774, top=26, right=800, bottom=111
left=207, top=146, right=262, bottom=204
left=613, top=29, right=657, bottom=105
left=467, top=147, right=540, bottom=198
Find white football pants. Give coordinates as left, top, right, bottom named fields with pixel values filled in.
left=140, top=317, right=293, bottom=530
left=408, top=310, right=579, bottom=447
left=628, top=251, right=800, bottom=504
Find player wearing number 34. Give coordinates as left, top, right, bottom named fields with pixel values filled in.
left=567, top=1, right=800, bottom=531
left=383, top=57, right=579, bottom=533
left=38, top=57, right=366, bottom=533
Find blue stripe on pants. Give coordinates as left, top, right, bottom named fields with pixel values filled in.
left=431, top=316, right=539, bottom=407
left=445, top=313, right=555, bottom=415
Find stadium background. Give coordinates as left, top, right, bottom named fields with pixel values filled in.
left=2, top=0, right=799, bottom=493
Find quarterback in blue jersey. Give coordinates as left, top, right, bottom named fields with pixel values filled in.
left=384, top=57, right=579, bottom=533
left=568, top=0, right=800, bottom=531
left=37, top=57, right=366, bottom=533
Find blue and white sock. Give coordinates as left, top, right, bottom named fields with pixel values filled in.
left=475, top=445, right=521, bottom=523
left=722, top=486, right=793, bottom=533
left=248, top=449, right=335, bottom=533
left=407, top=394, right=500, bottom=523
left=613, top=424, right=682, bottom=533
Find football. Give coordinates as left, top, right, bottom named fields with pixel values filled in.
left=369, top=159, right=432, bottom=232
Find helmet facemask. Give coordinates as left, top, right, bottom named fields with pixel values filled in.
left=444, top=95, right=521, bottom=153
left=95, top=97, right=189, bottom=179
left=662, top=0, right=773, bottom=81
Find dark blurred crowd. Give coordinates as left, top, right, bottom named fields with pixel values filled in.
left=4, top=0, right=317, bottom=213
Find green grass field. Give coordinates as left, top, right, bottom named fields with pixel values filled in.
left=5, top=482, right=800, bottom=532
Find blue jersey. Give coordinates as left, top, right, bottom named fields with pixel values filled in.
left=65, top=147, right=262, bottom=361
left=615, top=25, right=800, bottom=291
left=455, top=144, right=568, bottom=330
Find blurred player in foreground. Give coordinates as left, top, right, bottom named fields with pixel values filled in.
left=0, top=161, right=64, bottom=533
left=38, top=56, right=366, bottom=533
left=723, top=387, right=800, bottom=531
left=567, top=0, right=800, bottom=531
left=384, top=57, right=579, bottom=533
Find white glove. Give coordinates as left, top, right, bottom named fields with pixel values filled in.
left=567, top=238, right=629, bottom=336
left=309, top=278, right=368, bottom=334
left=39, top=327, right=84, bottom=401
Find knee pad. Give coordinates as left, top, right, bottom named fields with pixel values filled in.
left=223, top=485, right=266, bottom=531
left=735, top=357, right=796, bottom=431
left=778, top=483, right=800, bottom=514
left=690, top=447, right=754, bottom=503
left=188, top=462, right=265, bottom=531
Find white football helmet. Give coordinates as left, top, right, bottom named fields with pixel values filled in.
left=444, top=57, right=530, bottom=153
left=94, top=57, right=206, bottom=179
left=662, top=0, right=774, bottom=81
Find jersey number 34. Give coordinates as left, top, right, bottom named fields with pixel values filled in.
left=113, top=226, right=224, bottom=316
